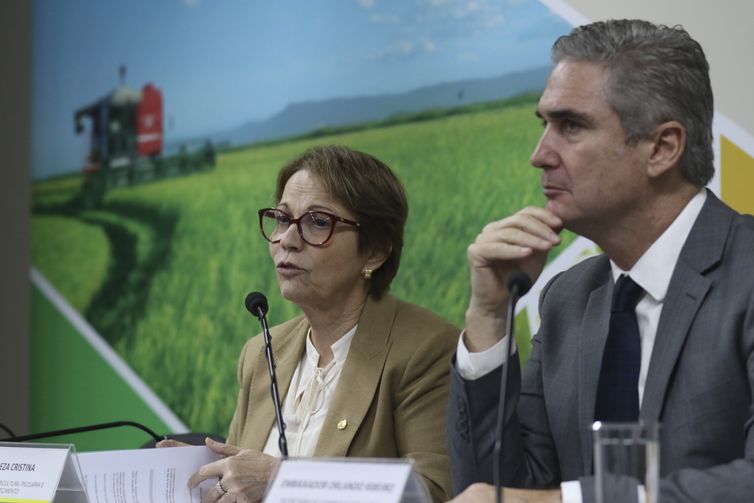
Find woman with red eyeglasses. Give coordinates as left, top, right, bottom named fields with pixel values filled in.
left=174, top=145, right=457, bottom=503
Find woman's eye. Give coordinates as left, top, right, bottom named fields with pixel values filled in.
left=311, top=216, right=330, bottom=228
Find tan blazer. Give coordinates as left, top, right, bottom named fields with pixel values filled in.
left=227, top=293, right=458, bottom=502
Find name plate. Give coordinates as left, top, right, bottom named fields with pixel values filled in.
left=0, top=443, right=86, bottom=503
left=265, top=458, right=428, bottom=503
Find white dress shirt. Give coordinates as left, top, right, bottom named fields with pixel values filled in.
left=456, top=189, right=707, bottom=502
left=263, top=325, right=356, bottom=457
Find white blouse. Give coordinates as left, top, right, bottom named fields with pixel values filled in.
left=262, top=325, right=357, bottom=457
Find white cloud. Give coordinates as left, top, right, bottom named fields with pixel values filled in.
left=446, top=1, right=505, bottom=31
left=370, top=13, right=401, bottom=24
left=421, top=38, right=437, bottom=52
left=398, top=40, right=415, bottom=53
left=365, top=0, right=509, bottom=62
left=369, top=40, right=417, bottom=61
left=181, top=0, right=201, bottom=7
left=370, top=37, right=441, bottom=62
left=481, top=12, right=504, bottom=29
left=357, top=0, right=376, bottom=8
left=453, top=1, right=479, bottom=19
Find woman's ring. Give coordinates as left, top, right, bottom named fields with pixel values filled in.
left=215, top=480, right=228, bottom=497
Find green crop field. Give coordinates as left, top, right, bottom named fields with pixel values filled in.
left=31, top=97, right=575, bottom=434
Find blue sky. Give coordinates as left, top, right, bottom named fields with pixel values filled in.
left=32, top=0, right=571, bottom=178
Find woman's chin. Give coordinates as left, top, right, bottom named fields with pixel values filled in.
left=277, top=284, right=306, bottom=305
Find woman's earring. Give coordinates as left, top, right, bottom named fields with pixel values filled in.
left=362, top=268, right=373, bottom=279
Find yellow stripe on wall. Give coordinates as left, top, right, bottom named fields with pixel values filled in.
left=720, top=135, right=754, bottom=216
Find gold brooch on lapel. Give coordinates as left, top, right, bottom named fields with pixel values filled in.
left=337, top=419, right=348, bottom=430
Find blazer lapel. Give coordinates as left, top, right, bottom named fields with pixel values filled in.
left=641, top=191, right=730, bottom=421
left=314, top=295, right=396, bottom=456
left=577, top=264, right=612, bottom=473
left=244, top=318, right=308, bottom=451
left=640, top=264, right=709, bottom=421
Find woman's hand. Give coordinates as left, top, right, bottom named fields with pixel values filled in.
left=188, top=438, right=279, bottom=503
left=155, top=438, right=191, bottom=448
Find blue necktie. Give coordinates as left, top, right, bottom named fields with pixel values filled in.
left=594, top=275, right=644, bottom=422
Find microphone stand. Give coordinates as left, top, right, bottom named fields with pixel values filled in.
left=257, top=308, right=289, bottom=458
left=493, top=273, right=532, bottom=503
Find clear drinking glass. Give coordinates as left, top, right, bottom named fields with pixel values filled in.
left=593, top=422, right=660, bottom=503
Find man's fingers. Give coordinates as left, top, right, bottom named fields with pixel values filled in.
left=517, top=206, right=563, bottom=229
left=477, top=211, right=561, bottom=249
left=468, top=241, right=534, bottom=267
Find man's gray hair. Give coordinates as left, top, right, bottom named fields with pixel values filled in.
left=552, top=19, right=714, bottom=186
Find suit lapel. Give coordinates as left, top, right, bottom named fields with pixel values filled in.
left=641, top=191, right=730, bottom=421
left=314, top=295, right=396, bottom=456
left=244, top=318, right=308, bottom=451
left=577, top=262, right=612, bottom=473
left=640, top=264, right=709, bottom=421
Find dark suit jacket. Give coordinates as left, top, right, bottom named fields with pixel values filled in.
left=448, top=191, right=754, bottom=502
left=227, top=293, right=459, bottom=503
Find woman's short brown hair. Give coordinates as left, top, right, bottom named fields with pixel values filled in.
left=275, top=145, right=408, bottom=299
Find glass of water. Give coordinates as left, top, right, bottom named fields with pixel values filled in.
left=593, top=421, right=660, bottom=503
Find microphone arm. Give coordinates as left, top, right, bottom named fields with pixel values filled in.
left=259, top=310, right=289, bottom=458
left=493, top=272, right=532, bottom=503
left=0, top=422, right=16, bottom=438
left=0, top=420, right=165, bottom=443
left=245, top=292, right=289, bottom=458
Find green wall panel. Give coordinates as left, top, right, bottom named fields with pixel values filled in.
left=30, top=285, right=174, bottom=451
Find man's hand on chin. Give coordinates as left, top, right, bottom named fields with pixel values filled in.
left=449, top=483, right=561, bottom=502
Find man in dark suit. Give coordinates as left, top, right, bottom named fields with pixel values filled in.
left=448, top=19, right=754, bottom=503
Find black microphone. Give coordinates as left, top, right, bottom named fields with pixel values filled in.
left=493, top=272, right=532, bottom=503
left=244, top=292, right=288, bottom=458
left=0, top=420, right=165, bottom=443
left=507, top=272, right=533, bottom=300
left=245, top=292, right=268, bottom=318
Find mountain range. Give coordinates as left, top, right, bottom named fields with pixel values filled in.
left=216, top=65, right=551, bottom=148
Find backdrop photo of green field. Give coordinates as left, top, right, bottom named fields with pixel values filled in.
left=31, top=97, right=575, bottom=435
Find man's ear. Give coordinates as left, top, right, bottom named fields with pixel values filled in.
left=647, top=121, right=685, bottom=178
